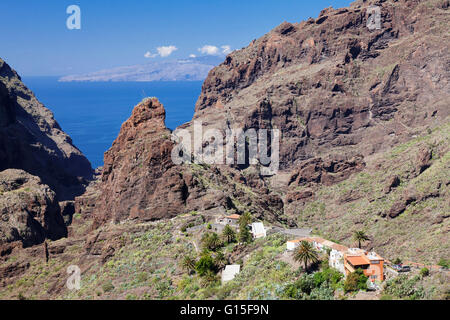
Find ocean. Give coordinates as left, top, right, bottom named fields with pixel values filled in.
left=22, top=77, right=202, bottom=169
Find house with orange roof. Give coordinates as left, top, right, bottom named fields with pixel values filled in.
left=216, top=214, right=240, bottom=226
left=285, top=237, right=386, bottom=282
left=344, top=250, right=385, bottom=282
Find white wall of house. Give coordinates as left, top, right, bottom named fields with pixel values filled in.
left=222, top=265, right=240, bottom=283
left=250, top=222, right=266, bottom=239
left=329, top=249, right=345, bottom=274
left=286, top=241, right=299, bottom=251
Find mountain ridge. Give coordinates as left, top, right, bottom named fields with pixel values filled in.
left=59, top=56, right=223, bottom=82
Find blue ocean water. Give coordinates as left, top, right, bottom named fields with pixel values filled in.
left=22, top=77, right=202, bottom=169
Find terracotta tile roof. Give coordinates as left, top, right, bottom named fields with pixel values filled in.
left=225, top=214, right=241, bottom=220
left=346, top=255, right=370, bottom=266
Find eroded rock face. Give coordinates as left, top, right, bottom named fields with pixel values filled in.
left=0, top=169, right=67, bottom=247
left=0, top=58, right=93, bottom=200
left=184, top=0, right=449, bottom=169
left=92, top=98, right=285, bottom=226
left=288, top=156, right=366, bottom=187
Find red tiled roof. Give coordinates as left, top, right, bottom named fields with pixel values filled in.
left=346, top=255, right=370, bottom=266
left=225, top=214, right=241, bottom=220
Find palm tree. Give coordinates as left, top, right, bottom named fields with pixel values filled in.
left=353, top=230, right=370, bottom=249
left=181, top=255, right=197, bottom=274
left=214, top=251, right=228, bottom=269
left=222, top=225, right=236, bottom=244
left=238, top=212, right=252, bottom=228
left=202, top=232, right=222, bottom=251
left=293, top=241, right=319, bottom=272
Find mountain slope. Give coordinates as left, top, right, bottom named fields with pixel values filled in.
left=0, top=58, right=93, bottom=200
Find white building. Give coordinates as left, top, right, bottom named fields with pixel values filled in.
left=329, top=249, right=346, bottom=274
left=221, top=265, right=240, bottom=283
left=286, top=239, right=301, bottom=251
left=249, top=222, right=266, bottom=239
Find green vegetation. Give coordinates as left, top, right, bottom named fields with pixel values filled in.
left=437, top=258, right=449, bottom=269
left=384, top=275, right=425, bottom=300
left=195, top=253, right=216, bottom=277
left=343, top=269, right=368, bottom=293
left=353, top=230, right=369, bottom=249
left=419, top=268, right=429, bottom=277
left=222, top=225, right=236, bottom=244
left=293, top=241, right=319, bottom=272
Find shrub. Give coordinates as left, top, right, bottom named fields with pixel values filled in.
left=393, top=258, right=402, bottom=265
left=313, top=267, right=343, bottom=289
left=437, top=258, right=449, bottom=269
left=420, top=268, right=429, bottom=277
left=137, top=272, right=148, bottom=283
left=344, top=269, right=368, bottom=293
left=195, top=254, right=216, bottom=276
left=102, top=281, right=115, bottom=292
left=384, top=275, right=425, bottom=300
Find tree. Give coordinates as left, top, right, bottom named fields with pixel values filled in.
left=293, top=241, right=319, bottom=272
left=181, top=255, right=197, bottom=274
left=214, top=251, right=228, bottom=269
left=201, top=232, right=223, bottom=251
left=238, top=225, right=253, bottom=244
left=195, top=253, right=216, bottom=276
left=353, top=230, right=370, bottom=249
left=238, top=212, right=252, bottom=228
left=222, top=225, right=236, bottom=244
left=344, top=269, right=368, bottom=293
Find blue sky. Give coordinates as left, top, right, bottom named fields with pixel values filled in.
left=1, top=0, right=353, bottom=76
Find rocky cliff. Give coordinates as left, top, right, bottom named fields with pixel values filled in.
left=187, top=0, right=449, bottom=169
left=0, top=58, right=93, bottom=200
left=0, top=58, right=93, bottom=247
left=92, top=98, right=285, bottom=227
left=89, top=0, right=449, bottom=262
left=0, top=0, right=449, bottom=300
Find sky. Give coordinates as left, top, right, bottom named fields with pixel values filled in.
left=0, top=0, right=353, bottom=76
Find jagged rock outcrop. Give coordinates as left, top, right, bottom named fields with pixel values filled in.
left=92, top=98, right=186, bottom=226
left=184, top=0, right=449, bottom=170
left=92, top=0, right=449, bottom=229
left=0, top=169, right=67, bottom=247
left=0, top=58, right=93, bottom=201
left=92, top=98, right=285, bottom=226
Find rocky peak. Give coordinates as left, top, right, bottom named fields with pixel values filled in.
left=189, top=0, right=449, bottom=170
left=0, top=58, right=93, bottom=201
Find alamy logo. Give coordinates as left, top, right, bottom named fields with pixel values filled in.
left=367, top=5, right=382, bottom=30
left=66, top=265, right=81, bottom=290
left=171, top=121, right=280, bottom=176
left=66, top=5, right=81, bottom=30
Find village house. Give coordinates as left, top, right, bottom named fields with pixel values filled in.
left=285, top=237, right=385, bottom=282
left=216, top=214, right=240, bottom=226
left=344, top=249, right=385, bottom=282
left=249, top=222, right=267, bottom=239
left=221, top=265, right=240, bottom=283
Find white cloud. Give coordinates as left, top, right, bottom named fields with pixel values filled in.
left=144, top=45, right=178, bottom=58
left=144, top=51, right=156, bottom=58
left=198, top=45, right=220, bottom=55
left=157, top=45, right=178, bottom=57
left=221, top=45, right=232, bottom=55
left=189, top=54, right=197, bottom=58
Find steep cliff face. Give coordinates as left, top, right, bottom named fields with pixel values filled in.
left=0, top=58, right=93, bottom=201
left=188, top=0, right=449, bottom=169
left=0, top=169, right=67, bottom=248
left=92, top=98, right=285, bottom=227
left=89, top=0, right=449, bottom=265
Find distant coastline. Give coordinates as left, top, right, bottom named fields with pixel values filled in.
left=59, top=56, right=223, bottom=82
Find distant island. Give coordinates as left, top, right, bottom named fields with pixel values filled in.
left=59, top=56, right=223, bottom=82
